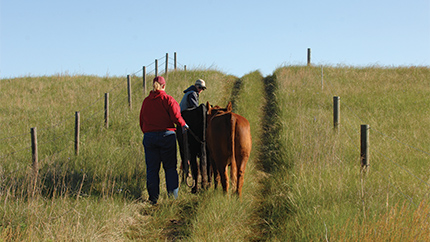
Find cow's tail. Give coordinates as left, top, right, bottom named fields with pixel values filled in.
left=230, top=113, right=237, bottom=188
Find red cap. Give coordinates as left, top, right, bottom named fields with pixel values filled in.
left=153, top=76, right=166, bottom=85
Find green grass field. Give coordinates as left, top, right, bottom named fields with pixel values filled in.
left=262, top=66, right=430, bottom=240
left=1, top=65, right=429, bottom=240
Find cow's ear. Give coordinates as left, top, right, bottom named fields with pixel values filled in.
left=206, top=102, right=212, bottom=115
left=226, top=102, right=232, bottom=112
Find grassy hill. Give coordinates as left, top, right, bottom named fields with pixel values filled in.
left=1, top=66, right=429, bottom=240
left=261, top=66, right=430, bottom=240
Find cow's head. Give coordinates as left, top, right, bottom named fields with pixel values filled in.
left=207, top=102, right=232, bottom=118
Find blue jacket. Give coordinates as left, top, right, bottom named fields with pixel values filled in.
left=179, top=85, right=199, bottom=112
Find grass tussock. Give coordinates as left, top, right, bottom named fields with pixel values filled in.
left=0, top=196, right=135, bottom=240
left=333, top=200, right=430, bottom=241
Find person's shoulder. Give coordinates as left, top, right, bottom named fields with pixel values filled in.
left=160, top=92, right=176, bottom=101
left=184, top=85, right=198, bottom=93
left=159, top=91, right=170, bottom=98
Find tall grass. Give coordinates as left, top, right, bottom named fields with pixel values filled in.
left=0, top=69, right=240, bottom=240
left=2, top=66, right=428, bottom=240
left=262, top=65, right=430, bottom=240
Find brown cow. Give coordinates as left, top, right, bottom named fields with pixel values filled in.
left=206, top=102, right=252, bottom=197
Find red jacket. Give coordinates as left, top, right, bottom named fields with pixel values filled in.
left=139, top=90, right=186, bottom=133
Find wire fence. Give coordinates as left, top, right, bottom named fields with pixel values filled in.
left=0, top=52, right=186, bottom=166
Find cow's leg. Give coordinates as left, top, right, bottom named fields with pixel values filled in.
left=230, top=159, right=237, bottom=191
left=206, top=156, right=213, bottom=188
left=235, top=147, right=250, bottom=197
left=199, top=143, right=208, bottom=189
left=235, top=122, right=251, bottom=197
left=236, top=161, right=247, bottom=197
left=220, top=165, right=229, bottom=194
left=206, top=145, right=213, bottom=188
left=199, top=157, right=208, bottom=189
left=210, top=157, right=220, bottom=189
left=190, top=152, right=199, bottom=193
left=214, top=168, right=220, bottom=190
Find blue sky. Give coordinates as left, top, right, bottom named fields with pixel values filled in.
left=1, top=0, right=429, bottom=79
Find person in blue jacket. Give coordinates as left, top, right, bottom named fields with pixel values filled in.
left=179, top=79, right=207, bottom=112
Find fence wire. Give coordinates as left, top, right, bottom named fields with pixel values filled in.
left=0, top=52, right=186, bottom=192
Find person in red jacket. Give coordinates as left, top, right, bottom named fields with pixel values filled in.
left=139, top=76, right=188, bottom=205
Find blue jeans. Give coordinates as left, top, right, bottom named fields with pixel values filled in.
left=143, top=131, right=179, bottom=204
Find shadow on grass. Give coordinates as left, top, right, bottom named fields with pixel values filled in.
left=256, top=74, right=296, bottom=240
left=229, top=77, right=242, bottom=112
left=258, top=75, right=293, bottom=173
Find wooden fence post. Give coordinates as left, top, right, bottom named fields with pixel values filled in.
left=105, top=93, right=109, bottom=129
left=31, top=127, right=38, bottom=172
left=174, top=52, right=177, bottom=70
left=127, top=75, right=132, bottom=109
left=307, top=48, right=311, bottom=66
left=184, top=65, right=187, bottom=71
left=165, top=53, right=169, bottom=79
left=75, top=112, right=80, bottom=155
left=360, top=124, right=369, bottom=170
left=333, top=96, right=340, bottom=129
left=155, top=59, right=158, bottom=76
left=143, top=66, right=146, bottom=95
left=31, top=127, right=38, bottom=196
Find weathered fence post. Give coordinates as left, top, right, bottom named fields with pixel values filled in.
left=165, top=53, right=169, bottom=78
left=143, top=66, right=146, bottom=95
left=174, top=52, right=177, bottom=70
left=184, top=65, right=187, bottom=71
left=31, top=127, right=38, bottom=172
left=75, top=112, right=80, bottom=155
left=307, top=48, right=311, bottom=66
left=333, top=96, right=340, bottom=129
left=105, top=93, right=109, bottom=129
left=127, top=75, right=132, bottom=109
left=155, top=59, right=158, bottom=76
left=31, top=127, right=38, bottom=196
left=360, top=124, right=369, bottom=170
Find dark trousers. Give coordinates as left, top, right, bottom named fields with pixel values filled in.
left=143, top=131, right=179, bottom=204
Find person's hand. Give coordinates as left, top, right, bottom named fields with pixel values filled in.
left=182, top=124, right=189, bottom=133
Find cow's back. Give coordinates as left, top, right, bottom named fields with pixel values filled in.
left=207, top=112, right=251, bottom=160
